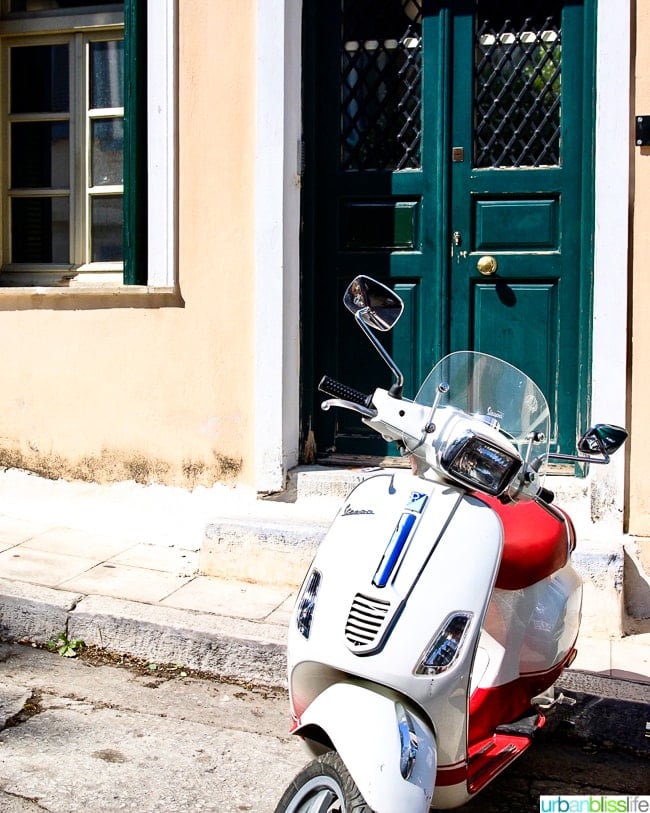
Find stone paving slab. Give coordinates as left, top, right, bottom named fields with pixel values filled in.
left=0, top=578, right=82, bottom=644
left=19, top=526, right=135, bottom=560
left=0, top=517, right=53, bottom=551
left=0, top=546, right=98, bottom=588
left=159, top=575, right=294, bottom=621
left=109, top=542, right=198, bottom=575
left=59, top=561, right=192, bottom=604
left=0, top=686, right=31, bottom=730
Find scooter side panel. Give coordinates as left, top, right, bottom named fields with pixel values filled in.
left=295, top=682, right=437, bottom=813
left=473, top=563, right=582, bottom=694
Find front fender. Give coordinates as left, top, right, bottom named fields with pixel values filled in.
left=295, top=683, right=436, bottom=813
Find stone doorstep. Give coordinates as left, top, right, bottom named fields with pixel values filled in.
left=293, top=465, right=375, bottom=501
left=199, top=517, right=327, bottom=590
left=199, top=468, right=379, bottom=591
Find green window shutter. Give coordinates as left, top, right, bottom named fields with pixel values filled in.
left=123, top=0, right=147, bottom=285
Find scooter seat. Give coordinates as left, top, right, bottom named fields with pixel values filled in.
left=475, top=495, right=575, bottom=589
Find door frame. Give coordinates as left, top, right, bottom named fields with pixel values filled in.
left=254, top=0, right=629, bottom=522
left=253, top=0, right=303, bottom=492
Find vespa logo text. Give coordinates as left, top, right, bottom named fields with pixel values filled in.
left=343, top=504, right=375, bottom=516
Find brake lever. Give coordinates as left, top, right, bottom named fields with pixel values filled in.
left=321, top=398, right=377, bottom=419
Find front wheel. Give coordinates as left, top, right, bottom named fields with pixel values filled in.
left=273, top=751, right=373, bottom=813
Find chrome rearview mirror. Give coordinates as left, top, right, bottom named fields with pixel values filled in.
left=578, top=424, right=628, bottom=458
left=545, top=422, right=628, bottom=467
left=343, top=276, right=405, bottom=398
left=344, top=275, right=404, bottom=332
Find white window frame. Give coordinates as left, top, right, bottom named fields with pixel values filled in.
left=1, top=26, right=125, bottom=286
left=0, top=0, right=176, bottom=290
left=146, top=0, right=176, bottom=288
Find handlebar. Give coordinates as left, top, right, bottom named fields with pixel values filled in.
left=319, top=375, right=373, bottom=408
left=537, top=486, right=555, bottom=505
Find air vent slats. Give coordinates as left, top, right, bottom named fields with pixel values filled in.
left=345, top=593, right=391, bottom=651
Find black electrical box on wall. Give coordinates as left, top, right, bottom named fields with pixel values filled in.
left=636, top=116, right=650, bottom=146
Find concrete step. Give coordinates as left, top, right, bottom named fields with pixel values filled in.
left=199, top=465, right=383, bottom=588
left=293, top=464, right=384, bottom=500
left=198, top=467, right=360, bottom=587
left=199, top=516, right=328, bottom=590
left=198, top=467, right=375, bottom=589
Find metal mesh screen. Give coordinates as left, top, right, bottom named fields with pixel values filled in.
left=474, top=1, right=562, bottom=168
left=340, top=0, right=423, bottom=171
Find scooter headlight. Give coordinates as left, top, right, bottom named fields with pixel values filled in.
left=415, top=612, right=473, bottom=675
left=296, top=569, right=322, bottom=639
left=441, top=433, right=521, bottom=496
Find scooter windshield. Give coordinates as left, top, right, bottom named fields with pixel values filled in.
left=412, top=351, right=551, bottom=474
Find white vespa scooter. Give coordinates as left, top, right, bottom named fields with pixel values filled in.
left=274, top=276, right=627, bottom=813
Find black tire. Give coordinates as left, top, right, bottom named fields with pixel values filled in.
left=274, top=751, right=374, bottom=813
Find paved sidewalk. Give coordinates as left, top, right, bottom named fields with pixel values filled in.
left=0, top=468, right=648, bottom=695
left=0, top=468, right=332, bottom=686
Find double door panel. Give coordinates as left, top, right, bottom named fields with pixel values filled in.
left=305, top=0, right=591, bottom=458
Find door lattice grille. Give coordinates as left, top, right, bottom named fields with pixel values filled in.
left=474, top=2, right=562, bottom=168
left=340, top=0, right=423, bottom=171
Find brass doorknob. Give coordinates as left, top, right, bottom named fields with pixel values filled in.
left=477, top=256, right=498, bottom=276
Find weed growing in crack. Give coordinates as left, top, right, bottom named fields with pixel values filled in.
left=47, top=632, right=85, bottom=658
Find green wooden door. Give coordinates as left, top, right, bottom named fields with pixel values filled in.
left=447, top=0, right=593, bottom=455
left=303, top=0, right=593, bottom=459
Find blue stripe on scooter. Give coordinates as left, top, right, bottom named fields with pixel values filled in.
left=373, top=512, right=417, bottom=588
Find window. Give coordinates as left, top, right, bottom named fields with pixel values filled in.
left=0, top=0, right=158, bottom=288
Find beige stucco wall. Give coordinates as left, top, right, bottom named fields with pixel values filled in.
left=629, top=0, right=650, bottom=534
left=0, top=2, right=257, bottom=487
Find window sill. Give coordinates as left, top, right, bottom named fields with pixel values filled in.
left=0, top=285, right=183, bottom=310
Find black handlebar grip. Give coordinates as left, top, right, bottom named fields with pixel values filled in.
left=319, top=375, right=372, bottom=407
left=538, top=486, right=555, bottom=505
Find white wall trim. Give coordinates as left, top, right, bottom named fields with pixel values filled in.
left=591, top=0, right=630, bottom=513
left=147, top=0, right=177, bottom=287
left=254, top=0, right=302, bottom=492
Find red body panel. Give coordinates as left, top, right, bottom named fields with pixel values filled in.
left=477, top=495, right=575, bottom=589
left=467, top=657, right=571, bottom=746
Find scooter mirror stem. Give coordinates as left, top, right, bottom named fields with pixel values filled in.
left=424, top=382, right=450, bottom=433
left=523, top=431, right=546, bottom=472
left=532, top=439, right=611, bottom=471
left=354, top=309, right=404, bottom=398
